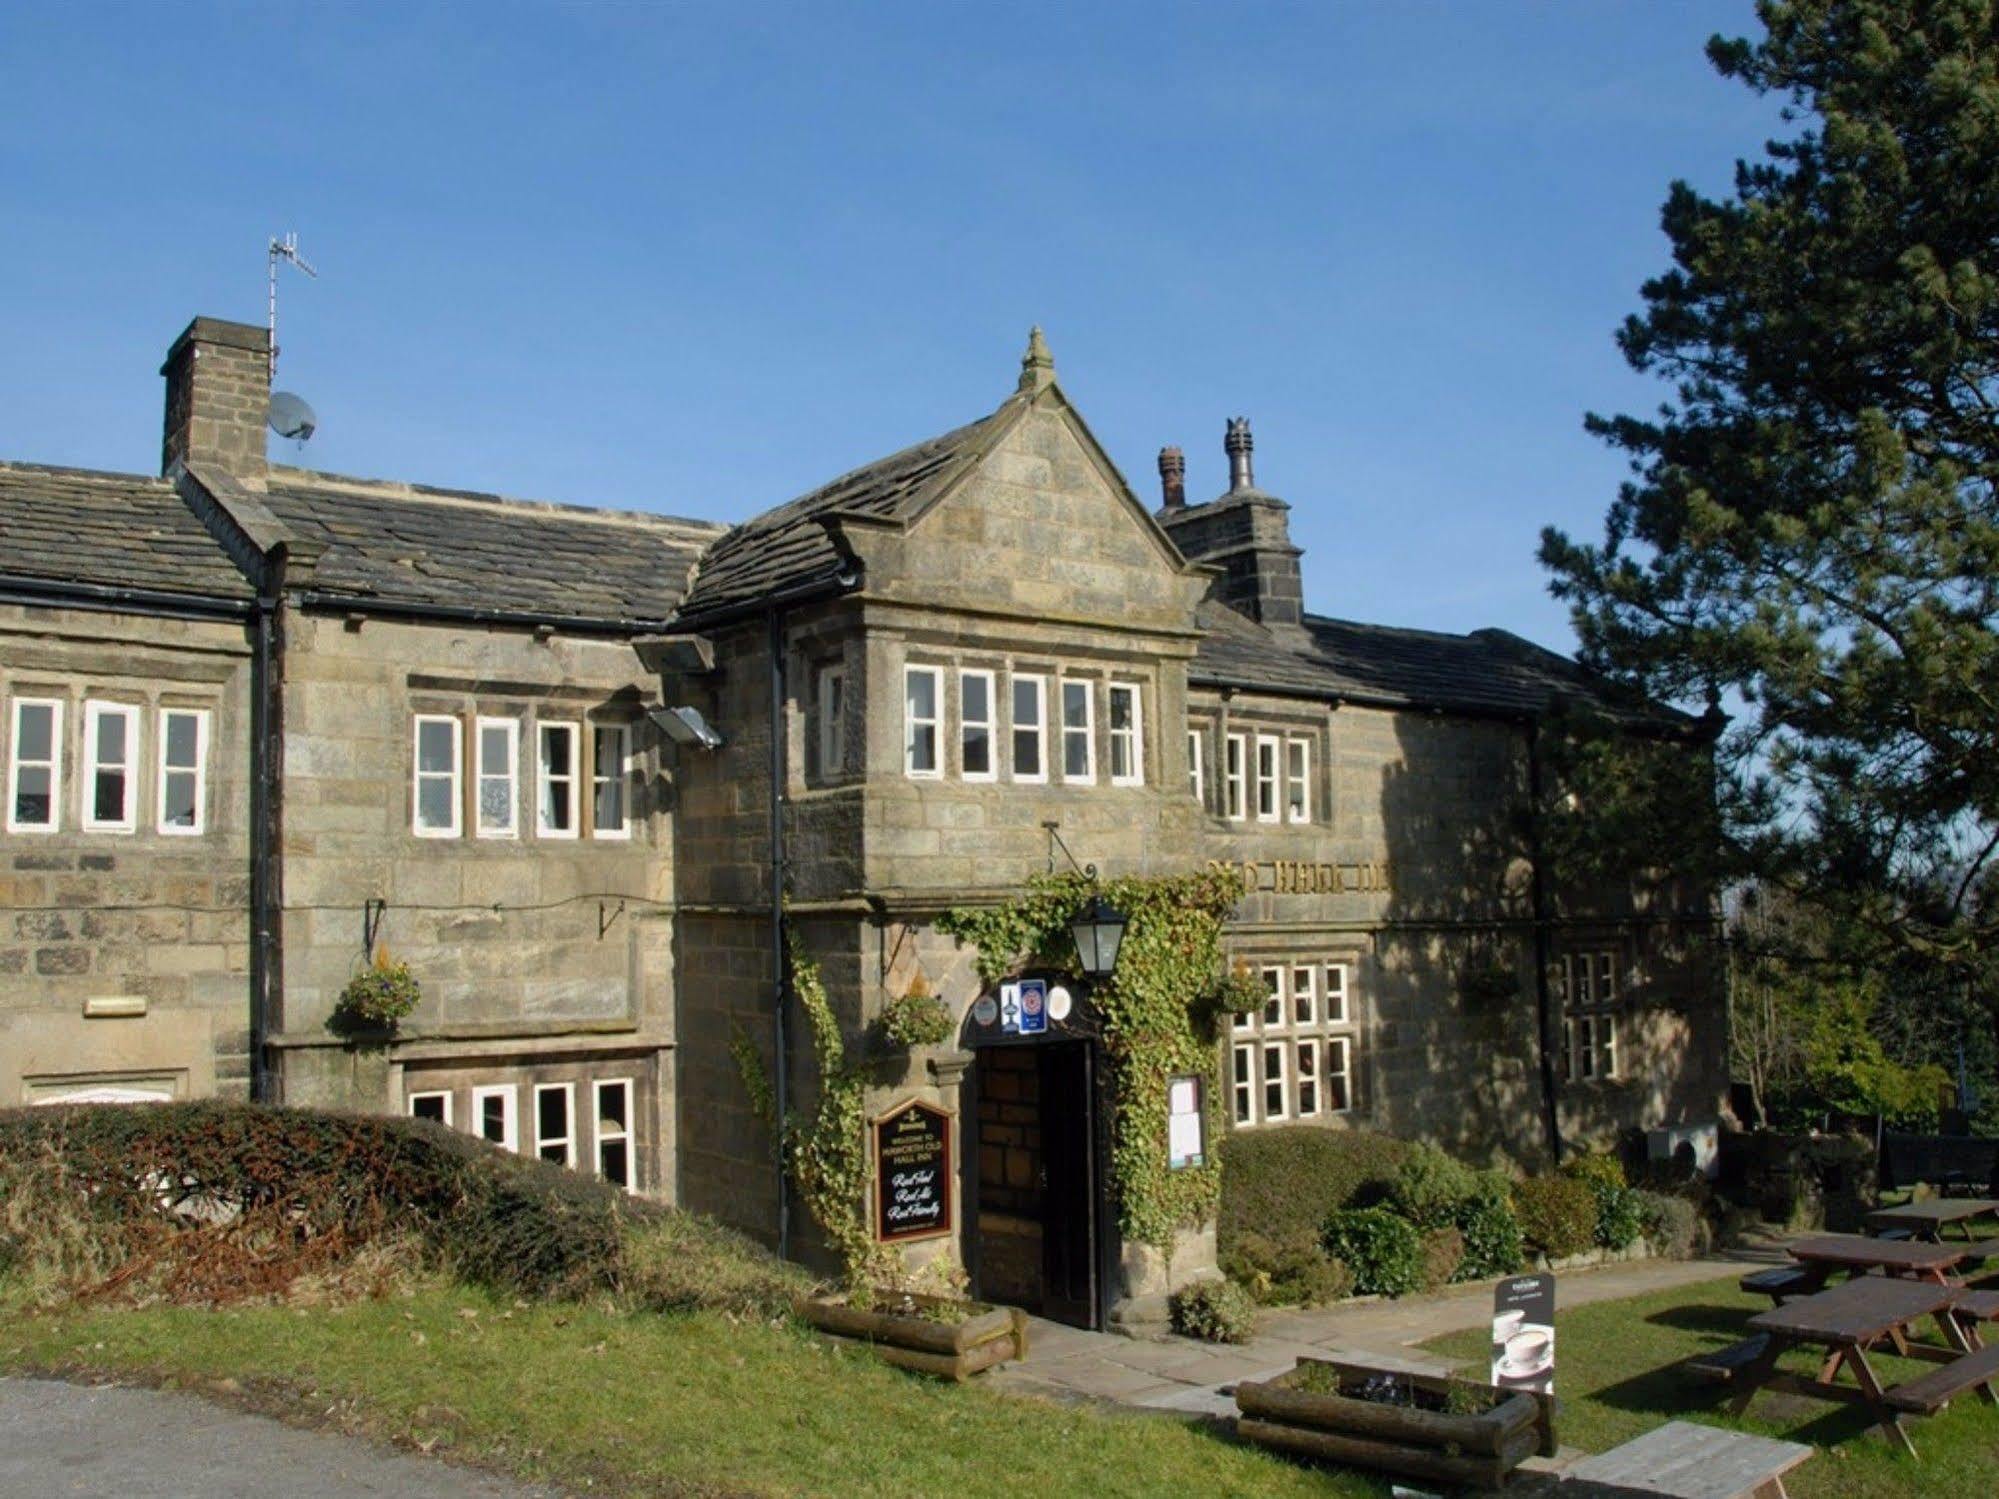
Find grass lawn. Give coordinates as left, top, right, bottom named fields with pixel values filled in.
left=0, top=1285, right=1377, bottom=1499
left=1427, top=1265, right=1999, bottom=1498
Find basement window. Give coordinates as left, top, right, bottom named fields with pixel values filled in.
left=537, top=721, right=580, bottom=838
left=475, top=717, right=519, bottom=838
left=408, top=1090, right=452, bottom=1126
left=471, top=1085, right=517, bottom=1151
left=412, top=715, right=462, bottom=838
left=592, top=723, right=630, bottom=839
left=6, top=697, right=63, bottom=833
left=1108, top=683, right=1142, bottom=786
left=82, top=701, right=139, bottom=833
left=157, top=708, right=208, bottom=835
left=595, top=1078, right=635, bottom=1190
left=535, top=1082, right=576, bottom=1166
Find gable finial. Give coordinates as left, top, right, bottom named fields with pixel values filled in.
left=1018, top=325, right=1055, bottom=392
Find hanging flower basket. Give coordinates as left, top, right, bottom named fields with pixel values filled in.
left=332, top=948, right=422, bottom=1034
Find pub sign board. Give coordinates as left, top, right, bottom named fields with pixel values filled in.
left=873, top=1099, right=954, bottom=1243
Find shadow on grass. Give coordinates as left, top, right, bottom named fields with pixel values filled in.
left=1642, top=1302, right=1762, bottom=1339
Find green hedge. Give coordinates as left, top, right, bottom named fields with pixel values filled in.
left=1513, top=1175, right=1598, bottom=1260
left=1323, top=1207, right=1425, bottom=1297
left=0, top=1101, right=648, bottom=1301
left=1219, top=1126, right=1412, bottom=1257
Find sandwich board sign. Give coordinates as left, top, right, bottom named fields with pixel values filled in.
left=1491, top=1274, right=1555, bottom=1394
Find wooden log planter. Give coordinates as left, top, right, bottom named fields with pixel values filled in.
left=1235, top=1357, right=1556, bottom=1490
left=797, top=1290, right=1029, bottom=1381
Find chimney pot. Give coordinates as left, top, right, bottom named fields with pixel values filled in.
left=1158, top=446, right=1186, bottom=510
left=1224, top=417, right=1254, bottom=493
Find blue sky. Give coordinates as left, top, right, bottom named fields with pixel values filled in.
left=0, top=2, right=1780, bottom=654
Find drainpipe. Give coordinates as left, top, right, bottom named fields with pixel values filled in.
left=769, top=606, right=791, bottom=1259
left=248, top=580, right=279, bottom=1104
left=1525, top=723, right=1563, bottom=1165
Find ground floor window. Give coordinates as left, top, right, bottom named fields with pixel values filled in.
left=1559, top=949, right=1622, bottom=1081
left=1228, top=958, right=1360, bottom=1126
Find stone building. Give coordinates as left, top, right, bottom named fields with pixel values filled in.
left=0, top=314, right=1726, bottom=1327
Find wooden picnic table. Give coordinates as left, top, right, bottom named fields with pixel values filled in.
left=1560, top=1420, right=1813, bottom=1498
left=1867, top=1197, right=1999, bottom=1243
left=1786, top=1233, right=1967, bottom=1288
left=1737, top=1276, right=1978, bottom=1456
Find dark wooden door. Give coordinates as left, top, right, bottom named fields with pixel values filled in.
left=1037, top=1041, right=1099, bottom=1328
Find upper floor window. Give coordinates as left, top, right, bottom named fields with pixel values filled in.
left=537, top=721, right=581, bottom=838
left=1255, top=735, right=1280, bottom=822
left=961, top=669, right=995, bottom=781
left=1286, top=737, right=1311, bottom=823
left=904, top=666, right=942, bottom=778
left=6, top=698, right=62, bottom=834
left=1108, top=684, right=1142, bottom=786
left=817, top=665, right=845, bottom=776
left=82, top=701, right=139, bottom=833
left=592, top=723, right=631, bottom=839
left=1187, top=728, right=1205, bottom=808
left=1225, top=733, right=1247, bottom=821
left=158, top=708, right=209, bottom=836
left=476, top=717, right=519, bottom=839
left=1012, top=674, right=1047, bottom=782
left=1560, top=950, right=1622, bottom=1081
left=412, top=715, right=462, bottom=838
left=1060, top=679, right=1095, bottom=783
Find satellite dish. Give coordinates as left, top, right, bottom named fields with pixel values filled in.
left=269, top=391, right=317, bottom=441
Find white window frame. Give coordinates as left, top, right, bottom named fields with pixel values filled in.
left=1291, top=965, right=1317, bottom=1027
left=1059, top=678, right=1096, bottom=784
left=1260, top=965, right=1285, bottom=1029
left=471, top=1084, right=518, bottom=1152
left=6, top=696, right=64, bottom=835
left=1286, top=736, right=1311, bottom=823
left=474, top=716, right=519, bottom=840
left=1325, top=962, right=1350, bottom=1025
left=1108, top=683, right=1143, bottom=786
left=156, top=707, right=209, bottom=836
left=904, top=665, right=942, bottom=779
left=1011, top=673, right=1047, bottom=783
left=1261, top=1041, right=1289, bottom=1122
left=591, top=722, right=632, bottom=841
left=412, top=714, right=462, bottom=839
left=1296, top=1037, right=1321, bottom=1118
left=1224, top=733, right=1247, bottom=821
left=536, top=720, right=581, bottom=839
left=1187, top=728, right=1205, bottom=808
left=817, top=663, right=845, bottom=776
left=1326, top=1035, right=1353, bottom=1113
left=593, top=1078, right=636, bottom=1190
left=534, top=1081, right=577, bottom=1167
left=408, top=1090, right=454, bottom=1126
left=960, top=668, right=996, bottom=782
left=1561, top=952, right=1621, bottom=1081
left=77, top=700, right=139, bottom=833
left=1232, top=1043, right=1255, bottom=1125
left=1255, top=734, right=1280, bottom=822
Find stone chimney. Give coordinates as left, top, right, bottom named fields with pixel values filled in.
left=161, top=317, right=270, bottom=478
left=1156, top=417, right=1305, bottom=628
left=1158, top=446, right=1186, bottom=510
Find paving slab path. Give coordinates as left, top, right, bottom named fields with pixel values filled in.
left=990, top=1250, right=1771, bottom=1417
left=0, top=1376, right=550, bottom=1498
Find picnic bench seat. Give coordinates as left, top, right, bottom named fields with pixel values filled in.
left=1560, top=1419, right=1813, bottom=1499
left=1686, top=1335, right=1770, bottom=1383
left=1883, top=1342, right=1999, bottom=1414
left=1740, top=1267, right=1812, bottom=1300
left=1952, top=1288, right=1999, bottom=1322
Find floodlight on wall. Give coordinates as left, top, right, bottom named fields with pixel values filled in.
left=648, top=704, right=724, bottom=750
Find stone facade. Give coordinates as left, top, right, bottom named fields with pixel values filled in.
left=0, top=314, right=1728, bottom=1331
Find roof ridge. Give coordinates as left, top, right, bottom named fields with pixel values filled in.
left=266, top=466, right=727, bottom=535
left=0, top=459, right=173, bottom=488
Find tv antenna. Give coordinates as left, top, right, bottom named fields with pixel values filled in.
left=267, top=232, right=317, bottom=381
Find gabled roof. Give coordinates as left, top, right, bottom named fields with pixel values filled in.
left=677, top=395, right=1027, bottom=620
left=261, top=467, right=727, bottom=625
left=1192, top=601, right=1686, bottom=726
left=0, top=462, right=254, bottom=604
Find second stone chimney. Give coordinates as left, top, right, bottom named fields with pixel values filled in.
left=1158, top=446, right=1186, bottom=510
left=1156, top=417, right=1305, bottom=628
left=161, top=317, right=270, bottom=478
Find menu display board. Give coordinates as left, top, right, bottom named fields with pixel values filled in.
left=1491, top=1273, right=1556, bottom=1393
left=873, top=1100, right=953, bottom=1243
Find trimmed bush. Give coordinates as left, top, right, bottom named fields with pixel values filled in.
left=1220, top=1228, right=1354, bottom=1307
left=0, top=1101, right=645, bottom=1303
left=1218, top=1126, right=1412, bottom=1260
left=1170, top=1278, right=1257, bottom=1343
left=1388, top=1143, right=1480, bottom=1231
left=1453, top=1171, right=1526, bottom=1280
left=1513, top=1176, right=1598, bottom=1260
left=1418, top=1226, right=1466, bottom=1290
left=1562, top=1151, right=1644, bottom=1250
left=1635, top=1190, right=1701, bottom=1260
left=1323, top=1207, right=1424, bottom=1298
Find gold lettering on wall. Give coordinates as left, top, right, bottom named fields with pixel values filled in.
left=1212, top=858, right=1393, bottom=896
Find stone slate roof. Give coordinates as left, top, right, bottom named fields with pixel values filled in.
left=0, top=462, right=254, bottom=603
left=261, top=468, right=728, bottom=625
left=677, top=395, right=1025, bottom=620
left=1192, top=601, right=1685, bottom=725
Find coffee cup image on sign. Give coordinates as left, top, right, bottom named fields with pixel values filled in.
left=1500, top=1326, right=1553, bottom=1378
left=1491, top=1309, right=1525, bottom=1347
